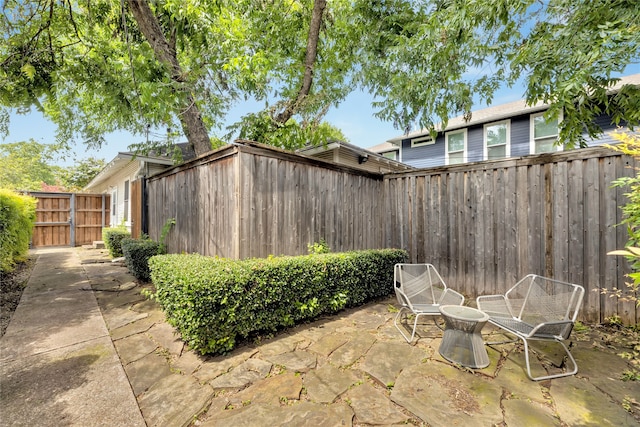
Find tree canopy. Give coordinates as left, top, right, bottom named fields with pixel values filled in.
left=0, top=140, right=104, bottom=191
left=1, top=0, right=639, bottom=156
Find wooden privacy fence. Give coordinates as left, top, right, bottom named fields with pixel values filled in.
left=147, top=143, right=385, bottom=259
left=146, top=143, right=638, bottom=324
left=383, top=147, right=638, bottom=324
left=29, top=192, right=110, bottom=247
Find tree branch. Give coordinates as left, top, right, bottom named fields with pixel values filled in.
left=274, top=0, right=326, bottom=124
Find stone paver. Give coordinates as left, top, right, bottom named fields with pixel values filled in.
left=3, top=247, right=640, bottom=427
left=138, top=373, right=214, bottom=427
left=304, top=362, right=359, bottom=403
left=345, top=383, right=409, bottom=425
left=550, top=376, right=638, bottom=426
left=329, top=333, right=376, bottom=367
left=360, top=340, right=425, bottom=387
left=113, top=332, right=159, bottom=365
left=209, top=358, right=273, bottom=390
left=203, top=402, right=354, bottom=427
left=264, top=350, right=317, bottom=372
left=502, top=398, right=560, bottom=427
left=391, top=362, right=503, bottom=426
left=124, top=351, right=173, bottom=397
left=228, top=371, right=303, bottom=407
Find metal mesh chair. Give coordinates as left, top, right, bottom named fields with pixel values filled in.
left=394, top=263, right=465, bottom=343
left=477, top=274, right=585, bottom=381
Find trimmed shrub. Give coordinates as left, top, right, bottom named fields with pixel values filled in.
left=121, top=238, right=163, bottom=282
left=149, top=248, right=408, bottom=355
left=0, top=190, right=37, bottom=273
left=102, top=227, right=130, bottom=258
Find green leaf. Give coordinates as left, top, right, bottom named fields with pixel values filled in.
left=608, top=250, right=635, bottom=257
left=20, top=63, right=36, bottom=80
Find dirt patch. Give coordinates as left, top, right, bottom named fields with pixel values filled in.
left=0, top=256, right=37, bottom=338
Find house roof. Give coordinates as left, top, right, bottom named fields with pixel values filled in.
left=83, top=152, right=175, bottom=191
left=366, top=141, right=399, bottom=154
left=83, top=142, right=198, bottom=191
left=387, top=73, right=640, bottom=144
left=297, top=140, right=414, bottom=172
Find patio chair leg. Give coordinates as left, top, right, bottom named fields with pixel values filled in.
left=394, top=308, right=422, bottom=343
left=521, top=338, right=578, bottom=381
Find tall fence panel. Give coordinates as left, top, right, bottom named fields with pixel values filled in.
left=147, top=144, right=385, bottom=259
left=147, top=151, right=239, bottom=258
left=383, top=147, right=638, bottom=324
left=236, top=147, right=384, bottom=258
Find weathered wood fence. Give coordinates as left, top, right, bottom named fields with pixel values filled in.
left=146, top=142, right=638, bottom=324
left=383, top=148, right=638, bottom=324
left=147, top=143, right=385, bottom=259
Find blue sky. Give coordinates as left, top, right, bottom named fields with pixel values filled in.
left=3, top=87, right=525, bottom=166
left=5, top=64, right=639, bottom=166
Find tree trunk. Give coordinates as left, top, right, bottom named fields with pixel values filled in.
left=125, top=0, right=211, bottom=156
left=275, top=0, right=327, bottom=124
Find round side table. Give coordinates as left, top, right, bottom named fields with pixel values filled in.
left=438, top=305, right=490, bottom=369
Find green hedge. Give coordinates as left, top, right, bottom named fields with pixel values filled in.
left=0, top=190, right=37, bottom=273
left=102, top=227, right=131, bottom=258
left=149, top=248, right=408, bottom=355
left=121, top=238, right=163, bottom=282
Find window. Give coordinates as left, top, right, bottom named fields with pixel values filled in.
left=124, top=180, right=130, bottom=222
left=445, top=130, right=466, bottom=165
left=111, top=189, right=117, bottom=225
left=484, top=120, right=510, bottom=160
left=382, top=151, right=398, bottom=161
left=411, top=135, right=435, bottom=147
left=531, top=112, right=561, bottom=154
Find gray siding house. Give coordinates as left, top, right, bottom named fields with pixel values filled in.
left=384, top=74, right=639, bottom=169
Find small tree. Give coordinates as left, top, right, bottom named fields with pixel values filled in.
left=605, top=133, right=640, bottom=309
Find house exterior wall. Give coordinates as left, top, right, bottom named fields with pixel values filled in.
left=90, top=161, right=140, bottom=229
left=398, top=110, right=626, bottom=168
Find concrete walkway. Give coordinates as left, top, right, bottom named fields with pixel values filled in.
left=2, top=247, right=639, bottom=426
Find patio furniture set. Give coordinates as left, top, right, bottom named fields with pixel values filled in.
left=393, top=263, right=585, bottom=381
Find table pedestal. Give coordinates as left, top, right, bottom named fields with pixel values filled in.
left=438, top=305, right=490, bottom=369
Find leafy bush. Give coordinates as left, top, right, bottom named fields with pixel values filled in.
left=102, top=227, right=130, bottom=258
left=0, top=190, right=37, bottom=273
left=307, top=238, right=330, bottom=254
left=149, top=248, right=408, bottom=355
left=121, top=238, right=163, bottom=282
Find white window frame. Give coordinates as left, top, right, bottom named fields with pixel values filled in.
left=382, top=151, right=398, bottom=161
left=410, top=135, right=435, bottom=148
left=530, top=111, right=563, bottom=154
left=110, top=189, right=117, bottom=226
left=483, top=119, right=511, bottom=161
left=123, top=180, right=130, bottom=224
left=445, top=129, right=467, bottom=165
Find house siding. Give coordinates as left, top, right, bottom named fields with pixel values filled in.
left=467, top=127, right=484, bottom=163
left=399, top=110, right=626, bottom=168
left=510, top=115, right=531, bottom=157
left=401, top=134, right=445, bottom=168
left=584, top=113, right=625, bottom=147
left=90, top=161, right=140, bottom=229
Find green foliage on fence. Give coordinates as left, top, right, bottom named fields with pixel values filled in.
left=149, top=248, right=408, bottom=355
left=121, top=237, right=164, bottom=282
left=0, top=189, right=37, bottom=273
left=102, top=227, right=130, bottom=258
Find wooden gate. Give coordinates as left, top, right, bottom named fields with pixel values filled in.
left=30, top=192, right=111, bottom=247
